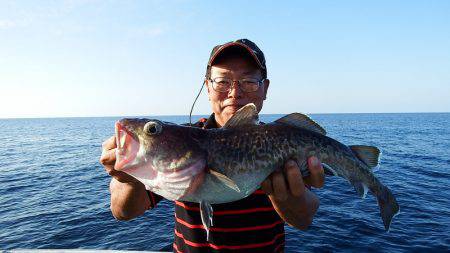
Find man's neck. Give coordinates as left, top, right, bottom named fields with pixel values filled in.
left=214, top=114, right=226, bottom=128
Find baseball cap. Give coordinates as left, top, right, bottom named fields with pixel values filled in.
left=205, top=39, right=267, bottom=78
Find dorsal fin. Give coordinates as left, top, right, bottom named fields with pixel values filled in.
left=349, top=145, right=381, bottom=168
left=275, top=113, right=326, bottom=135
left=223, top=103, right=259, bottom=128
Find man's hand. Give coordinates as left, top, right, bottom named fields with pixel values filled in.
left=100, top=135, right=150, bottom=220
left=100, top=136, right=139, bottom=184
left=261, top=157, right=324, bottom=230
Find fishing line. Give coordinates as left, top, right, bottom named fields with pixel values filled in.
left=189, top=79, right=206, bottom=125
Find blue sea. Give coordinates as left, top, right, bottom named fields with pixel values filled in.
left=1, top=113, right=449, bottom=252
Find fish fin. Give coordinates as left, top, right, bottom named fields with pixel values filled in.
left=322, top=163, right=338, bottom=176
left=376, top=185, right=400, bottom=231
left=209, top=169, right=241, bottom=193
left=353, top=181, right=369, bottom=199
left=200, top=201, right=214, bottom=241
left=275, top=113, right=326, bottom=135
left=349, top=145, right=381, bottom=168
left=223, top=103, right=259, bottom=128
left=296, top=160, right=310, bottom=177
left=296, top=160, right=338, bottom=177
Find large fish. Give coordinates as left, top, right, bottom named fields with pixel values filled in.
left=114, top=103, right=400, bottom=239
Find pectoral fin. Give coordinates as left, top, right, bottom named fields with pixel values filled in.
left=209, top=169, right=240, bottom=192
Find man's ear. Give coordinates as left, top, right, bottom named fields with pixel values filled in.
left=263, top=79, right=270, bottom=100
left=205, top=79, right=212, bottom=100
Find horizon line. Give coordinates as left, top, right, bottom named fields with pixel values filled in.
left=1, top=111, right=449, bottom=120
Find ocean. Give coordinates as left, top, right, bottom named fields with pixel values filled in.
left=0, top=113, right=449, bottom=252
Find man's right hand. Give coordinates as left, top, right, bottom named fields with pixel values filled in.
left=100, top=135, right=151, bottom=220
left=100, top=136, right=139, bottom=184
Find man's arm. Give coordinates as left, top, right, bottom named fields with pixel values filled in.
left=100, top=136, right=152, bottom=220
left=109, top=178, right=151, bottom=220
left=261, top=157, right=324, bottom=230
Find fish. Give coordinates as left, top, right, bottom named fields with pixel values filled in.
left=114, top=103, right=400, bottom=239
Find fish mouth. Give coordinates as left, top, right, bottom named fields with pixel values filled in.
left=115, top=121, right=140, bottom=171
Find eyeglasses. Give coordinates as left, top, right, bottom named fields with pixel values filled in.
left=209, top=77, right=265, bottom=93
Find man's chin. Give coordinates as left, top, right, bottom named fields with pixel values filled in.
left=224, top=105, right=242, bottom=112
left=218, top=106, right=241, bottom=124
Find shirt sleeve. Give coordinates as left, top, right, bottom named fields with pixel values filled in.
left=146, top=190, right=163, bottom=209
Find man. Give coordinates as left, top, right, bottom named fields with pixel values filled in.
left=100, top=39, right=325, bottom=252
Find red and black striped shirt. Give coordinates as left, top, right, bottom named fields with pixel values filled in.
left=147, top=114, right=285, bottom=252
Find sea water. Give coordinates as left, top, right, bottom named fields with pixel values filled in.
left=0, top=113, right=449, bottom=252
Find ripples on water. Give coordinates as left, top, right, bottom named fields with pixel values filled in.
left=0, top=114, right=449, bottom=252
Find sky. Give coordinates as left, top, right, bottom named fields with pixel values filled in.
left=0, top=0, right=449, bottom=118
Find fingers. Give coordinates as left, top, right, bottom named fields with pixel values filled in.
left=260, top=170, right=286, bottom=201
left=100, top=149, right=116, bottom=177
left=271, top=169, right=288, bottom=201
left=100, top=135, right=117, bottom=166
left=102, top=135, right=117, bottom=150
left=284, top=160, right=305, bottom=197
left=304, top=156, right=325, bottom=188
left=261, top=160, right=306, bottom=201
left=100, top=148, right=116, bottom=166
left=261, top=178, right=273, bottom=195
left=262, top=157, right=325, bottom=201
left=99, top=135, right=118, bottom=176
left=101, top=148, right=137, bottom=183
left=99, top=135, right=138, bottom=184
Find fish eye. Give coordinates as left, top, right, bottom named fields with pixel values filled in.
left=144, top=121, right=162, bottom=135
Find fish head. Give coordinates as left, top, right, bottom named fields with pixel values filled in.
left=114, top=118, right=206, bottom=200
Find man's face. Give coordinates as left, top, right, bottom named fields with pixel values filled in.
left=206, top=56, right=269, bottom=127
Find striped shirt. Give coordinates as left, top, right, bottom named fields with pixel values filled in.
left=147, top=114, right=285, bottom=252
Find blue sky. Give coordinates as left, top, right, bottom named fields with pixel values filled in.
left=1, top=1, right=449, bottom=118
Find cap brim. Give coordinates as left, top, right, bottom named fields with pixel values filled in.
left=208, top=42, right=265, bottom=69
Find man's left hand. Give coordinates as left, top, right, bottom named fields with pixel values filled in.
left=261, top=156, right=325, bottom=230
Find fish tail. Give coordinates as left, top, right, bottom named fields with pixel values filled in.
left=376, top=184, right=400, bottom=231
